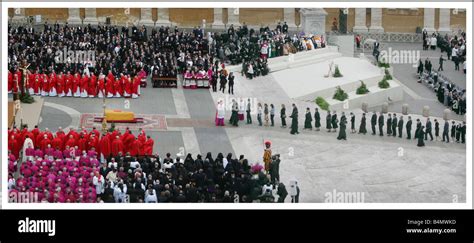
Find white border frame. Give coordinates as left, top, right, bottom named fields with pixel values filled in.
left=2, top=2, right=472, bottom=210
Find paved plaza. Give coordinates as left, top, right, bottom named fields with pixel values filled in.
left=9, top=41, right=466, bottom=203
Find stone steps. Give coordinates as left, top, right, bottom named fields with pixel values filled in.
left=226, top=46, right=341, bottom=73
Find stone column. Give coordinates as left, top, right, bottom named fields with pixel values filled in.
left=155, top=8, right=171, bottom=27
left=283, top=8, right=297, bottom=31
left=212, top=8, right=225, bottom=29
left=83, top=8, right=99, bottom=25
left=139, top=8, right=155, bottom=26
left=67, top=8, right=82, bottom=25
left=299, top=8, right=327, bottom=36
left=438, top=8, right=451, bottom=34
left=369, top=8, right=384, bottom=32
left=352, top=8, right=368, bottom=33
left=227, top=8, right=240, bottom=26
left=11, top=8, right=27, bottom=23
left=423, top=8, right=436, bottom=33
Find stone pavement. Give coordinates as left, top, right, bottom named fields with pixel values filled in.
left=23, top=45, right=466, bottom=203
left=358, top=42, right=466, bottom=121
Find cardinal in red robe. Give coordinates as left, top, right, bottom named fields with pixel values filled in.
left=99, top=133, right=111, bottom=158
left=143, top=136, right=154, bottom=156
left=81, top=74, right=89, bottom=98
left=105, top=77, right=115, bottom=98
left=8, top=71, right=13, bottom=93
left=56, top=73, right=65, bottom=97
left=89, top=73, right=97, bottom=97
left=111, top=136, right=124, bottom=156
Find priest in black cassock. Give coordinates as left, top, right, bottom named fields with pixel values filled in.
left=331, top=111, right=338, bottom=132
left=337, top=112, right=347, bottom=140
left=326, top=111, right=332, bottom=132
left=359, top=113, right=367, bottom=134
left=304, top=108, right=313, bottom=130
left=417, top=126, right=425, bottom=147
left=290, top=104, right=299, bottom=135
left=314, top=108, right=321, bottom=131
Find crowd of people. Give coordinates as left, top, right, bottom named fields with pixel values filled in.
left=216, top=100, right=467, bottom=147
left=211, top=22, right=325, bottom=79
left=7, top=22, right=213, bottom=95
left=8, top=125, right=295, bottom=203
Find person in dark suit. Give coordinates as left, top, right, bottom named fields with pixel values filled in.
left=378, top=112, right=384, bottom=136
left=371, top=112, right=377, bottom=135
left=397, top=116, right=404, bottom=138
left=406, top=116, right=412, bottom=139
left=425, top=118, right=433, bottom=141
left=391, top=113, right=398, bottom=137
left=434, top=119, right=440, bottom=141
left=359, top=113, right=367, bottom=135
left=386, top=113, right=392, bottom=136
left=461, top=121, right=466, bottom=144
left=417, top=126, right=425, bottom=147
left=326, top=111, right=332, bottom=132
left=442, top=120, right=450, bottom=143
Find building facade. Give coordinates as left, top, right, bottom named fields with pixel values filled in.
left=9, top=8, right=466, bottom=34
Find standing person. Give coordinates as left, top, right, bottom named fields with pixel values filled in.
left=438, top=55, right=445, bottom=71
left=270, top=104, right=275, bottom=127
left=290, top=181, right=300, bottom=203
left=238, top=99, right=246, bottom=122
left=391, top=114, right=397, bottom=137
left=326, top=111, right=332, bottom=132
left=331, top=111, right=338, bottom=133
left=257, top=103, right=263, bottom=126
left=434, top=119, right=440, bottom=141
left=397, top=116, right=404, bottom=138
left=314, top=108, right=321, bottom=131
left=442, top=120, right=450, bottom=143
left=350, top=112, right=356, bottom=133
left=358, top=113, right=367, bottom=134
left=355, top=34, right=361, bottom=49
left=290, top=104, right=299, bottom=135
left=450, top=121, right=456, bottom=142
left=280, top=104, right=287, bottom=128
left=337, top=112, right=347, bottom=140
left=216, top=100, right=226, bottom=126
left=417, top=126, right=425, bottom=147
left=461, top=121, right=466, bottom=144
left=228, top=72, right=234, bottom=95
left=378, top=112, right=384, bottom=136
left=455, top=122, right=462, bottom=143
left=219, top=71, right=227, bottom=93
left=270, top=154, right=281, bottom=184
left=230, top=99, right=239, bottom=127
left=406, top=116, right=413, bottom=139
left=304, top=108, right=313, bottom=130
left=386, top=113, right=392, bottom=136
left=425, top=118, right=433, bottom=141
left=371, top=112, right=377, bottom=135
left=246, top=98, right=252, bottom=124
left=415, top=119, right=421, bottom=139
left=263, top=103, right=270, bottom=126
left=211, top=73, right=218, bottom=92
left=263, top=141, right=272, bottom=174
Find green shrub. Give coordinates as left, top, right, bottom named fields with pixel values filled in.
left=315, top=96, right=330, bottom=111
left=19, top=93, right=35, bottom=104
left=378, top=77, right=390, bottom=89
left=333, top=65, right=343, bottom=77
left=378, top=61, right=390, bottom=68
left=356, top=81, right=370, bottom=95
left=384, top=68, right=392, bottom=80
left=333, top=86, right=349, bottom=101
